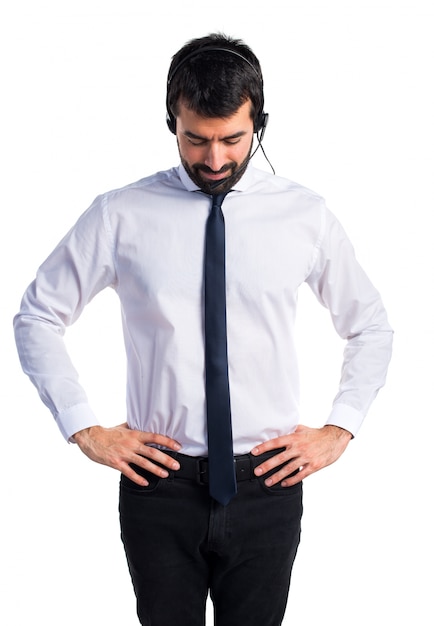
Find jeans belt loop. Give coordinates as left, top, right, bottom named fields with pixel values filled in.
left=197, top=458, right=208, bottom=485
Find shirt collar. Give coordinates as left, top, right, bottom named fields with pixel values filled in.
left=177, top=162, right=255, bottom=194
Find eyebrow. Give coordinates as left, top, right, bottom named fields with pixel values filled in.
left=183, top=130, right=247, bottom=141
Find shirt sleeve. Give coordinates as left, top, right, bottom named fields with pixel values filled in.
left=305, top=206, right=393, bottom=436
left=13, top=195, right=117, bottom=441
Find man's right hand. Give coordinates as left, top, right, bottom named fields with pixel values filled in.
left=73, top=423, right=182, bottom=485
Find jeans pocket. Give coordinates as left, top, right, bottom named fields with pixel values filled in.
left=120, top=464, right=162, bottom=494
left=258, top=477, right=303, bottom=497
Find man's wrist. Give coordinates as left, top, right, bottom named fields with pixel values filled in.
left=323, top=424, right=353, bottom=441
left=72, top=425, right=100, bottom=444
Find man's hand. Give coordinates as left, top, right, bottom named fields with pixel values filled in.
left=73, top=423, right=182, bottom=486
left=251, top=424, right=352, bottom=487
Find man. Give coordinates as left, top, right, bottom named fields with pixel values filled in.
left=14, top=33, right=393, bottom=625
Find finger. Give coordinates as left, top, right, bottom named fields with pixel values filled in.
left=117, top=452, right=173, bottom=483
left=137, top=431, right=182, bottom=451
left=281, top=465, right=310, bottom=487
left=135, top=444, right=181, bottom=472
left=251, top=436, right=290, bottom=457
left=253, top=448, right=292, bottom=478
left=279, top=468, right=308, bottom=487
left=118, top=461, right=150, bottom=487
left=262, top=460, right=302, bottom=487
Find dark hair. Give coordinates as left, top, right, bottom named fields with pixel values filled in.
left=166, top=33, right=264, bottom=128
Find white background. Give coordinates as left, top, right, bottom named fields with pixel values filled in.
left=1, top=1, right=432, bottom=624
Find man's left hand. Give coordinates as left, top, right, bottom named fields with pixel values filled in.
left=251, top=424, right=352, bottom=487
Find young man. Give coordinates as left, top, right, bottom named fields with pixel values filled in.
left=14, top=33, right=393, bottom=625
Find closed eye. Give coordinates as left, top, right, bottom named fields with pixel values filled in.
left=187, top=138, right=207, bottom=146
left=183, top=131, right=247, bottom=146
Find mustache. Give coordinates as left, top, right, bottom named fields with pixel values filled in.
left=195, top=163, right=236, bottom=175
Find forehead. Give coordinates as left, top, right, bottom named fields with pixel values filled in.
left=177, top=100, right=253, bottom=137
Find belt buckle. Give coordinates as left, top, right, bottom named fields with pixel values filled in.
left=196, top=458, right=208, bottom=485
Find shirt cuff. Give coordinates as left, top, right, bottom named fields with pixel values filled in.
left=54, top=403, right=100, bottom=442
left=325, top=403, right=365, bottom=437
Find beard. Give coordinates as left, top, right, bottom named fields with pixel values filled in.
left=180, top=149, right=252, bottom=196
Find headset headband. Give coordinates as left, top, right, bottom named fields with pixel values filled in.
left=166, top=46, right=267, bottom=134
left=167, top=47, right=263, bottom=86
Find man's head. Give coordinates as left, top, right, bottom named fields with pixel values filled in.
left=166, top=33, right=267, bottom=194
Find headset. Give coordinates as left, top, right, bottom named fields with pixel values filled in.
left=165, top=46, right=269, bottom=137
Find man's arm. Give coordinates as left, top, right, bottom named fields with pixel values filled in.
left=251, top=208, right=392, bottom=485
left=14, top=198, right=183, bottom=484
left=13, top=196, right=116, bottom=440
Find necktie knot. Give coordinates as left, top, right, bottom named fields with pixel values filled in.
left=211, top=192, right=227, bottom=211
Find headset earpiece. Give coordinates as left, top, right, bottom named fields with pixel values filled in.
left=255, top=112, right=268, bottom=136
left=166, top=112, right=177, bottom=135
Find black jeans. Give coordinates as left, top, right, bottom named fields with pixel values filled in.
left=119, top=453, right=303, bottom=626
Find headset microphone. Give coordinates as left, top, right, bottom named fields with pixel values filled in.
left=208, top=160, right=250, bottom=191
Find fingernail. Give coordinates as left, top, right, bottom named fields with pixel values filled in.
left=255, top=467, right=263, bottom=476
left=172, top=461, right=180, bottom=470
left=251, top=447, right=259, bottom=455
left=174, top=442, right=182, bottom=450
left=265, top=478, right=273, bottom=487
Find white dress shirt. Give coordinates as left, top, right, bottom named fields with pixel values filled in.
left=14, top=164, right=393, bottom=455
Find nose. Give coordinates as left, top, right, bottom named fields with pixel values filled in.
left=203, top=143, right=226, bottom=172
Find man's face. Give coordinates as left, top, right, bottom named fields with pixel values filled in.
left=176, top=99, right=254, bottom=195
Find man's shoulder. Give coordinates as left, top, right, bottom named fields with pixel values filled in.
left=248, top=166, right=325, bottom=203
left=80, top=168, right=185, bottom=223
left=103, top=167, right=181, bottom=199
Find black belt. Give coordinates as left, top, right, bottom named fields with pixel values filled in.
left=164, top=448, right=295, bottom=485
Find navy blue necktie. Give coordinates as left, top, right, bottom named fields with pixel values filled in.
left=204, top=192, right=237, bottom=506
